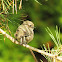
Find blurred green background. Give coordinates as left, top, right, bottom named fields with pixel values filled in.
left=0, top=0, right=62, bottom=62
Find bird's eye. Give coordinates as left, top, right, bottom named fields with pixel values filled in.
left=29, top=25, right=31, bottom=27
left=17, top=29, right=19, bottom=31
left=15, top=34, right=18, bottom=37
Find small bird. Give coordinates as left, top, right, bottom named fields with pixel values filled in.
left=14, top=20, right=34, bottom=44
left=14, top=21, right=38, bottom=62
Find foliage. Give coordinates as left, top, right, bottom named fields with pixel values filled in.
left=0, top=0, right=62, bottom=62
left=42, top=26, right=62, bottom=62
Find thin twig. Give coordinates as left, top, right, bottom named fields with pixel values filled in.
left=15, top=0, right=17, bottom=14
left=2, top=0, right=4, bottom=10
left=0, top=28, right=62, bottom=61
left=29, top=49, right=38, bottom=62
left=19, top=0, right=22, bottom=10
left=13, top=0, right=14, bottom=14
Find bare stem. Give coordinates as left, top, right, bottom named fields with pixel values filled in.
left=15, top=0, right=17, bottom=14
left=0, top=28, right=62, bottom=61
left=29, top=49, right=38, bottom=62
left=19, top=0, right=22, bottom=10
left=2, top=0, right=4, bottom=10
left=13, top=0, right=14, bottom=14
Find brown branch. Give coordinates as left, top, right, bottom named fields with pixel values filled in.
left=0, top=28, right=62, bottom=61
left=29, top=49, right=38, bottom=62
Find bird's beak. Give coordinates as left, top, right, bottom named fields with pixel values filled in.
left=32, top=27, right=36, bottom=29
